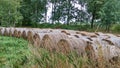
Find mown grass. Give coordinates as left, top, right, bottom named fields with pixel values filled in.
left=0, top=36, right=120, bottom=68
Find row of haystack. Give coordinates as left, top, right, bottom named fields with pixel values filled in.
left=0, top=27, right=120, bottom=62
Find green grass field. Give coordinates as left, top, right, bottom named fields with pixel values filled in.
left=0, top=36, right=33, bottom=68
left=0, top=36, right=120, bottom=68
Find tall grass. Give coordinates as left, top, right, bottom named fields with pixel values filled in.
left=0, top=36, right=120, bottom=68
left=29, top=44, right=120, bottom=68
left=0, top=36, right=32, bottom=68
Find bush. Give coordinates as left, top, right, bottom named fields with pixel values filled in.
left=111, top=24, right=120, bottom=33
left=36, top=23, right=91, bottom=31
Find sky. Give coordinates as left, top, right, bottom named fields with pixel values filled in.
left=46, top=2, right=87, bottom=23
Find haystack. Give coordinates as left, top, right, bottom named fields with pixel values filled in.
left=78, top=31, right=97, bottom=38
left=0, top=28, right=5, bottom=35
left=89, top=37, right=120, bottom=61
left=0, top=28, right=2, bottom=35
left=67, top=30, right=78, bottom=34
left=4, top=28, right=10, bottom=36
left=9, top=28, right=15, bottom=37
left=14, top=28, right=25, bottom=38
left=105, top=36, right=120, bottom=48
left=57, top=38, right=90, bottom=56
left=13, top=29, right=18, bottom=37
left=22, top=30, right=29, bottom=39
left=27, top=30, right=34, bottom=43
left=79, top=31, right=89, bottom=36
left=61, top=30, right=71, bottom=35
left=68, top=34, right=85, bottom=39
left=116, top=35, right=120, bottom=37
left=32, top=33, right=46, bottom=47
left=49, top=29, right=61, bottom=33
left=41, top=33, right=68, bottom=51
left=33, top=29, right=52, bottom=33
left=95, top=32, right=105, bottom=36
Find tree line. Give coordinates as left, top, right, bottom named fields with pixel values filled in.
left=0, top=0, right=120, bottom=30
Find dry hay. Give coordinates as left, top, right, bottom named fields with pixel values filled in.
left=106, top=36, right=120, bottom=48
left=33, top=29, right=52, bottom=33
left=41, top=33, right=68, bottom=52
left=95, top=32, right=100, bottom=36
left=116, top=35, right=120, bottom=37
left=49, top=29, right=53, bottom=32
left=95, top=32, right=105, bottom=36
left=22, top=30, right=29, bottom=39
left=57, top=38, right=88, bottom=56
left=13, top=29, right=18, bottom=37
left=102, top=39, right=114, bottom=45
left=87, top=37, right=93, bottom=41
left=79, top=31, right=97, bottom=38
left=33, top=33, right=41, bottom=47
left=17, top=30, right=22, bottom=38
left=4, top=28, right=10, bottom=36
left=30, top=28, right=41, bottom=33
left=49, top=29, right=62, bottom=33
left=61, top=30, right=71, bottom=35
left=67, top=30, right=78, bottom=34
left=57, top=39, right=71, bottom=54
left=79, top=31, right=89, bottom=36
left=87, top=33, right=97, bottom=38
left=9, top=28, right=15, bottom=37
left=1, top=27, right=120, bottom=61
left=76, top=31, right=81, bottom=34
left=0, top=28, right=5, bottom=35
left=90, top=37, right=120, bottom=61
left=85, top=42, right=96, bottom=60
left=27, top=30, right=34, bottom=43
left=32, top=33, right=46, bottom=47
left=91, top=39, right=105, bottom=61
left=0, top=28, right=2, bottom=35
left=90, top=34, right=97, bottom=38
left=74, top=35, right=80, bottom=38
left=99, top=34, right=111, bottom=40
left=15, top=28, right=26, bottom=38
left=67, top=34, right=82, bottom=39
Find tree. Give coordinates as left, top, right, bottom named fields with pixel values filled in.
left=100, top=0, right=120, bottom=31
left=20, top=0, right=47, bottom=26
left=86, top=0, right=105, bottom=28
left=50, top=0, right=88, bottom=25
left=0, top=0, right=22, bottom=26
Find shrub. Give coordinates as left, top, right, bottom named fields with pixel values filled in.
left=111, top=24, right=120, bottom=33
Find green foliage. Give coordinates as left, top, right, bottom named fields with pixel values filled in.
left=0, top=0, right=23, bottom=27
left=111, top=24, right=120, bottom=33
left=33, top=23, right=91, bottom=31
left=20, top=0, right=47, bottom=26
left=0, top=0, right=120, bottom=32
left=99, top=0, right=120, bottom=31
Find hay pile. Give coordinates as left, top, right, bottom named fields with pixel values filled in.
left=41, top=33, right=68, bottom=51
left=57, top=38, right=87, bottom=55
left=0, top=27, right=120, bottom=61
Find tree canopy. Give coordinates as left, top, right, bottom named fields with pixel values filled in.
left=0, top=0, right=120, bottom=30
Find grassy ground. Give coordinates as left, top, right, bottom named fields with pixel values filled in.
left=0, top=36, right=33, bottom=68
left=0, top=36, right=120, bottom=68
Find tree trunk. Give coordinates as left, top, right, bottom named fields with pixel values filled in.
left=91, top=12, right=95, bottom=29
left=51, top=2, right=55, bottom=24
left=66, top=0, right=70, bottom=25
